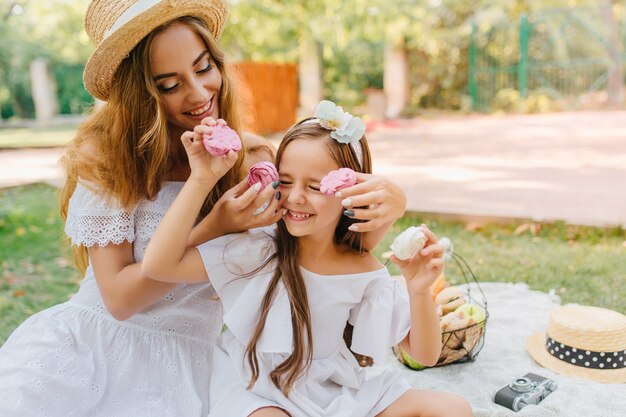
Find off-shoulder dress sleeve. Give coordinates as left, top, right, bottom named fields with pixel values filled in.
left=348, top=277, right=411, bottom=364
left=64, top=181, right=135, bottom=247
left=196, top=231, right=288, bottom=351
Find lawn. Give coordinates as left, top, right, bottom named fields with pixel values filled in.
left=1, top=184, right=625, bottom=343
left=0, top=125, right=77, bottom=148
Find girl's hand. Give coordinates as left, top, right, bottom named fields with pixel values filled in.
left=335, top=173, right=406, bottom=232
left=180, top=118, right=237, bottom=185
left=390, top=225, right=444, bottom=294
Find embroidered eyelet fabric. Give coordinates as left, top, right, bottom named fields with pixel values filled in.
left=0, top=181, right=222, bottom=417
left=198, top=233, right=413, bottom=417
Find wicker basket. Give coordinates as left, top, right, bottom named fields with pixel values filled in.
left=394, top=251, right=489, bottom=369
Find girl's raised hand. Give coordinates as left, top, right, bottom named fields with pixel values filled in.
left=335, top=173, right=406, bottom=233
left=180, top=118, right=237, bottom=185
left=390, top=225, right=444, bottom=294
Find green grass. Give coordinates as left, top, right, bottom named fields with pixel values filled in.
left=0, top=125, right=77, bottom=148
left=1, top=184, right=625, bottom=343
left=0, top=184, right=80, bottom=343
left=374, top=215, right=626, bottom=313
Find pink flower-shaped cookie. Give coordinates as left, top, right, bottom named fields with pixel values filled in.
left=203, top=125, right=242, bottom=156
left=248, top=161, right=278, bottom=190
left=320, top=168, right=357, bottom=195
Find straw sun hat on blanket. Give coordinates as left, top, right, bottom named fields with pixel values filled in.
left=526, top=305, right=626, bottom=384
left=83, top=0, right=228, bottom=101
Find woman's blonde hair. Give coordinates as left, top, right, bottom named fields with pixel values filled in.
left=60, top=16, right=244, bottom=273
left=245, top=120, right=373, bottom=395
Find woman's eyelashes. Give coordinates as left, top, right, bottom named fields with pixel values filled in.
left=157, top=61, right=213, bottom=94
left=196, top=62, right=213, bottom=74
left=159, top=83, right=179, bottom=94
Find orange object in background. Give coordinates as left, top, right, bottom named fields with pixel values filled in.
left=232, top=62, right=298, bottom=135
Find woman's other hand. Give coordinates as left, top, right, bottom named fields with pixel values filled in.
left=336, top=173, right=406, bottom=233
left=188, top=178, right=284, bottom=245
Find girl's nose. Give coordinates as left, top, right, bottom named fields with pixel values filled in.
left=287, top=188, right=305, bottom=205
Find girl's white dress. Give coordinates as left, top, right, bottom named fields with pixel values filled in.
left=197, top=232, right=413, bottom=417
left=0, top=181, right=268, bottom=417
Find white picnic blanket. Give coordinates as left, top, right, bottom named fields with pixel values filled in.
left=375, top=282, right=625, bottom=417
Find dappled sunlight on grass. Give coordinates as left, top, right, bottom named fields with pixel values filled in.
left=376, top=214, right=626, bottom=314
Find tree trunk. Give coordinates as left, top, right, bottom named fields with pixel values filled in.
left=602, top=0, right=624, bottom=107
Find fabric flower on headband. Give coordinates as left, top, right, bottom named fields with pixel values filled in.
left=314, top=100, right=366, bottom=145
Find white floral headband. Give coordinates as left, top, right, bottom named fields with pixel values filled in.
left=304, top=100, right=366, bottom=168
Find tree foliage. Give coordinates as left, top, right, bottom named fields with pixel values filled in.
left=0, top=0, right=91, bottom=119
left=0, top=0, right=620, bottom=119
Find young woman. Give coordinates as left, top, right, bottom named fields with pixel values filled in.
left=0, top=1, right=407, bottom=416
left=142, top=103, right=473, bottom=417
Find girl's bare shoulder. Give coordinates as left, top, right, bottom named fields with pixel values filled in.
left=339, top=250, right=384, bottom=274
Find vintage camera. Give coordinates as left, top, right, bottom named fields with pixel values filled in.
left=494, top=373, right=557, bottom=412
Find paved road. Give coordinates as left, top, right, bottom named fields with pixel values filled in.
left=2, top=111, right=625, bottom=227
left=366, top=111, right=626, bottom=227
left=0, top=148, right=65, bottom=189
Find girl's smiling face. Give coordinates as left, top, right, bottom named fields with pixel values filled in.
left=279, top=138, right=344, bottom=240
left=150, top=22, right=222, bottom=133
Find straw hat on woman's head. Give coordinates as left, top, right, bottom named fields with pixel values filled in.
left=83, top=0, right=228, bottom=101
left=526, top=305, right=626, bottom=384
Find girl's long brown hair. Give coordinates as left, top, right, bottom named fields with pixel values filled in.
left=245, top=120, right=373, bottom=395
left=60, top=16, right=244, bottom=273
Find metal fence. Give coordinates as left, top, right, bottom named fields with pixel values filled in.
left=469, top=6, right=626, bottom=112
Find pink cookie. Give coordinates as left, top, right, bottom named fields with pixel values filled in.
left=320, top=168, right=357, bottom=195
left=248, top=161, right=279, bottom=190
left=203, top=125, right=242, bottom=156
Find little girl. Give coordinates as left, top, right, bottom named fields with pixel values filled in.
left=142, top=102, right=472, bottom=417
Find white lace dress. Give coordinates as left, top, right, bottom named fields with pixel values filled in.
left=0, top=181, right=225, bottom=417
left=198, top=232, right=413, bottom=417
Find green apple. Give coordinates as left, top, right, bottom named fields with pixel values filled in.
left=400, top=348, right=426, bottom=370
left=454, top=303, right=486, bottom=324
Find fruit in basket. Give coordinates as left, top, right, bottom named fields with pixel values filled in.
left=394, top=346, right=426, bottom=370
left=440, top=310, right=472, bottom=332
left=439, top=344, right=468, bottom=365
left=463, top=322, right=485, bottom=353
left=435, top=287, right=466, bottom=315
left=441, top=327, right=465, bottom=349
left=454, top=304, right=486, bottom=325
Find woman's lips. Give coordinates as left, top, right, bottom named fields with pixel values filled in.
left=185, top=97, right=214, bottom=119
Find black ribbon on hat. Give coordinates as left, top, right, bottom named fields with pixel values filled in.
left=546, top=337, right=626, bottom=370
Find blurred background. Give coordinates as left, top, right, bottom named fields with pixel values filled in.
left=0, top=0, right=624, bottom=132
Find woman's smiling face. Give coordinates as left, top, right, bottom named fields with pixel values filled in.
left=150, top=22, right=222, bottom=133
left=279, top=138, right=344, bottom=240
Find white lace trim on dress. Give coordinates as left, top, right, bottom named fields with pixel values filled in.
left=64, top=181, right=136, bottom=247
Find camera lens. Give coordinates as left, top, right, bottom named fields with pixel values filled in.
left=509, top=377, right=534, bottom=392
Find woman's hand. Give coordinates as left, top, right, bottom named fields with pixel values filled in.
left=336, top=173, right=406, bottom=233
left=180, top=118, right=238, bottom=185
left=188, top=178, right=284, bottom=245
left=390, top=225, right=444, bottom=294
